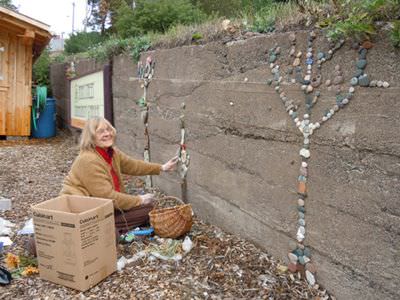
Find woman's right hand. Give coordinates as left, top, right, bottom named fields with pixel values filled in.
left=139, top=193, right=155, bottom=205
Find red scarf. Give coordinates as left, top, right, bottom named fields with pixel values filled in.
left=95, top=146, right=121, bottom=192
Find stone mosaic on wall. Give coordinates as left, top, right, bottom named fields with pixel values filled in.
left=267, top=30, right=390, bottom=286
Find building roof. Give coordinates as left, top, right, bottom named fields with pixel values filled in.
left=0, top=6, right=52, bottom=60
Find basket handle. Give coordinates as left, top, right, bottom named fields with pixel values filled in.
left=156, top=195, right=185, bottom=206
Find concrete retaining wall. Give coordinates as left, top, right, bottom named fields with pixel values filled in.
left=51, top=30, right=400, bottom=300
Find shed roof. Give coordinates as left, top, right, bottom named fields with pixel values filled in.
left=0, top=6, right=52, bottom=60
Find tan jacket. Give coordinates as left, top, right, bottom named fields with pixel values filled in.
left=60, top=147, right=161, bottom=210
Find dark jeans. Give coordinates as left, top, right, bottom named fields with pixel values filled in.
left=114, top=203, right=154, bottom=235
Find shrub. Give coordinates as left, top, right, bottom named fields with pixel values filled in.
left=390, top=20, right=400, bottom=48
left=64, top=31, right=107, bottom=54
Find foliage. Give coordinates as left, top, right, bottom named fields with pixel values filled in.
left=320, top=0, right=400, bottom=41
left=88, top=35, right=151, bottom=62
left=0, top=0, right=17, bottom=10
left=114, top=0, right=207, bottom=38
left=390, top=21, right=400, bottom=48
left=64, top=31, right=107, bottom=54
left=33, top=49, right=51, bottom=88
left=192, top=0, right=242, bottom=18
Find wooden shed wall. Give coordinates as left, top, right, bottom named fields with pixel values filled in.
left=0, top=30, right=32, bottom=136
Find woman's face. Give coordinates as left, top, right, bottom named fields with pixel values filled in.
left=94, top=122, right=114, bottom=148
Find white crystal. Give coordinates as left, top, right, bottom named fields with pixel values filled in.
left=306, top=270, right=316, bottom=286
left=300, top=148, right=310, bottom=158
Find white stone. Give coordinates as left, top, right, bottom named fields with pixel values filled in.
left=306, top=270, right=316, bottom=286
left=306, top=52, right=312, bottom=58
left=289, top=110, right=293, bottom=116
left=301, top=162, right=308, bottom=168
left=307, top=70, right=312, bottom=74
left=304, top=256, right=311, bottom=264
left=288, top=253, right=298, bottom=263
left=300, top=148, right=310, bottom=158
left=309, top=128, right=314, bottom=135
left=270, top=63, right=274, bottom=69
left=275, top=65, right=280, bottom=70
left=294, top=117, right=299, bottom=123
left=383, top=81, right=390, bottom=88
left=296, top=121, right=301, bottom=127
left=304, top=138, right=309, bottom=144
left=322, top=116, right=328, bottom=122
left=377, top=80, right=383, bottom=87
left=304, top=120, right=310, bottom=126
left=349, top=87, right=355, bottom=93
left=298, top=199, right=305, bottom=206
left=297, top=226, right=306, bottom=235
left=290, top=47, right=296, bottom=56
left=296, top=51, right=302, bottom=58
left=307, top=48, right=313, bottom=53
left=301, top=85, right=307, bottom=91
left=291, top=79, right=296, bottom=84
left=328, top=49, right=333, bottom=54
left=307, top=65, right=312, bottom=70
left=342, top=98, right=349, bottom=104
left=297, top=233, right=305, bottom=242
left=304, top=75, right=311, bottom=81
left=229, top=102, right=234, bottom=106
left=304, top=114, right=309, bottom=119
left=315, top=122, right=320, bottom=128
left=244, top=77, right=248, bottom=82
left=275, top=86, right=280, bottom=91
left=306, top=85, right=313, bottom=93
left=329, top=109, right=334, bottom=115
left=327, top=112, right=332, bottom=118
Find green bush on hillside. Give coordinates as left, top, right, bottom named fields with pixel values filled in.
left=65, top=31, right=107, bottom=54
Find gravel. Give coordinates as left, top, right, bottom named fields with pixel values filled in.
left=0, top=130, right=334, bottom=299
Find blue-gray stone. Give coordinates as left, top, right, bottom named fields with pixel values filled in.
left=298, top=211, right=305, bottom=219
left=269, top=55, right=277, bottom=63
left=347, top=93, right=353, bottom=100
left=267, top=79, right=273, bottom=85
left=299, top=219, right=306, bottom=226
left=316, top=91, right=321, bottom=97
left=306, top=58, right=313, bottom=65
left=295, top=66, right=302, bottom=73
left=303, top=247, right=311, bottom=258
left=306, top=95, right=313, bottom=105
left=298, top=206, right=306, bottom=213
left=292, top=248, right=304, bottom=257
left=358, top=75, right=370, bottom=87
left=317, top=52, right=325, bottom=60
left=303, top=144, right=310, bottom=149
left=354, top=69, right=364, bottom=78
left=350, top=77, right=358, bottom=86
left=359, top=48, right=367, bottom=59
left=298, top=175, right=307, bottom=182
left=298, top=256, right=306, bottom=265
left=356, top=59, right=367, bottom=69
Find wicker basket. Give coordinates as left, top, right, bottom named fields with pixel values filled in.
left=149, top=197, right=193, bottom=238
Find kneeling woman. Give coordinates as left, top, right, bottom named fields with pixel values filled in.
left=60, top=117, right=178, bottom=235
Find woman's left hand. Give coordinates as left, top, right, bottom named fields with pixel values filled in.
left=161, top=156, right=179, bottom=172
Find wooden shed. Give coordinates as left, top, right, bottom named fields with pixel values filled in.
left=0, top=6, right=51, bottom=137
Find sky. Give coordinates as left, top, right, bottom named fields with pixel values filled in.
left=12, top=0, right=88, bottom=37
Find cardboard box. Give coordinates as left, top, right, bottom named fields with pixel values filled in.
left=32, top=195, right=117, bottom=291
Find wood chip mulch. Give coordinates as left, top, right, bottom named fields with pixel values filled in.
left=0, top=130, right=334, bottom=299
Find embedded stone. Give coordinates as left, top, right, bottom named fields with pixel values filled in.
left=325, top=79, right=331, bottom=86
left=298, top=199, right=305, bottom=206
left=298, top=175, right=307, bottom=182
left=359, top=48, right=367, bottom=59
left=269, top=54, right=277, bottom=63
left=350, top=77, right=358, bottom=86
left=303, top=256, right=311, bottom=264
left=275, top=47, right=281, bottom=54
left=354, top=69, right=364, bottom=78
left=288, top=262, right=297, bottom=273
left=369, top=80, right=377, bottom=87
left=306, top=58, right=313, bottom=65
left=287, top=67, right=294, bottom=74
left=306, top=52, right=313, bottom=58
left=298, top=219, right=306, bottom=226
left=298, top=256, right=306, bottom=265
left=306, top=85, right=314, bottom=93
left=296, top=51, right=302, bottom=58
left=306, top=270, right=316, bottom=285
left=356, top=59, right=367, bottom=69
left=377, top=80, right=383, bottom=87
left=298, top=182, right=307, bottom=195
left=297, top=232, right=305, bottom=242
left=317, top=52, right=325, bottom=60
left=362, top=40, right=373, bottom=49
left=300, top=167, right=308, bottom=177
left=322, top=116, right=328, bottom=122
left=267, top=79, right=273, bottom=85
left=358, top=74, right=370, bottom=87
left=342, top=98, right=349, bottom=105
left=383, top=81, right=390, bottom=88
left=349, top=86, right=355, bottom=93
left=306, top=262, right=317, bottom=273
left=301, top=161, right=308, bottom=168
left=288, top=253, right=298, bottom=263
left=333, top=104, right=339, bottom=112
left=293, top=58, right=301, bottom=66
left=298, top=212, right=305, bottom=219
left=334, top=64, right=341, bottom=71
left=289, top=47, right=296, bottom=56
left=303, top=247, right=311, bottom=258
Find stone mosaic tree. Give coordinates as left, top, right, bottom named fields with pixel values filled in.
left=267, top=30, right=390, bottom=286
left=177, top=102, right=190, bottom=202
left=137, top=56, right=155, bottom=188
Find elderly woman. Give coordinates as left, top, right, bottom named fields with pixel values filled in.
left=60, top=117, right=178, bottom=234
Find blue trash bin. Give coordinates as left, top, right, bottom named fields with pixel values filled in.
left=32, top=98, right=56, bottom=138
